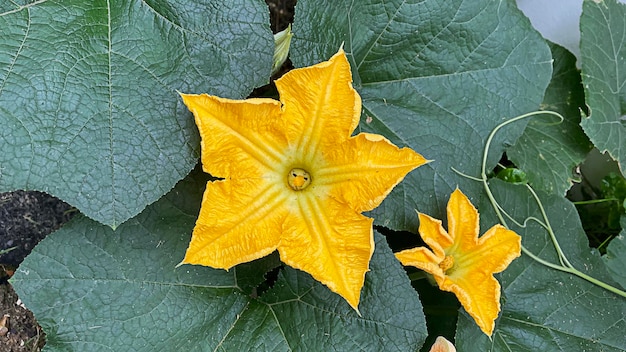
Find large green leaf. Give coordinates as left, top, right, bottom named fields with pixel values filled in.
left=580, top=0, right=626, bottom=176
left=456, top=180, right=626, bottom=351
left=291, top=0, right=552, bottom=230
left=0, top=0, right=273, bottom=228
left=507, top=43, right=591, bottom=196
left=603, top=215, right=626, bottom=289
left=10, top=169, right=427, bottom=351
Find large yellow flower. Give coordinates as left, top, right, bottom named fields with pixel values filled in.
left=395, top=189, right=521, bottom=335
left=179, top=49, right=427, bottom=310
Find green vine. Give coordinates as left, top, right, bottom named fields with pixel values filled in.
left=455, top=111, right=626, bottom=298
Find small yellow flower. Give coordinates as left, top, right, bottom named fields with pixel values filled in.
left=395, top=189, right=521, bottom=335
left=179, top=49, right=427, bottom=310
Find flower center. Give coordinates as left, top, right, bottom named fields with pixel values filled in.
left=288, top=168, right=311, bottom=191
left=439, top=255, right=455, bottom=273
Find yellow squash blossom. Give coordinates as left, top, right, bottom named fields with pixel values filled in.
left=179, top=49, right=427, bottom=310
left=395, top=189, right=521, bottom=335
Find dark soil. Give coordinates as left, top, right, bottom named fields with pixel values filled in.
left=0, top=1, right=295, bottom=351
left=0, top=191, right=74, bottom=352
left=0, top=281, right=45, bottom=352
left=267, top=0, right=295, bottom=32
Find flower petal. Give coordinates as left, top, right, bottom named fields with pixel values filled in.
left=394, top=246, right=446, bottom=281
left=454, top=224, right=522, bottom=277
left=278, top=193, right=374, bottom=310
left=179, top=49, right=430, bottom=312
left=438, top=269, right=502, bottom=336
left=180, top=93, right=288, bottom=178
left=429, top=336, right=456, bottom=352
left=395, top=188, right=521, bottom=336
left=417, top=212, right=454, bottom=259
left=395, top=212, right=451, bottom=281
left=446, top=188, right=480, bottom=252
left=316, top=133, right=428, bottom=212
left=446, top=188, right=480, bottom=254
left=276, top=49, right=360, bottom=159
left=182, top=178, right=287, bottom=269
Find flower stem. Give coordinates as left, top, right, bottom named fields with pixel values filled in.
left=467, top=110, right=626, bottom=298
left=408, top=271, right=428, bottom=282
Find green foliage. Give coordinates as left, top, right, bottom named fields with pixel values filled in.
left=603, top=216, right=626, bottom=289
left=11, top=169, right=427, bottom=351
left=507, top=43, right=591, bottom=196
left=580, top=0, right=626, bottom=176
left=3, top=0, right=626, bottom=351
left=496, top=168, right=529, bottom=185
left=602, top=173, right=626, bottom=227
left=456, top=180, right=626, bottom=351
left=0, top=0, right=273, bottom=227
left=292, top=0, right=552, bottom=230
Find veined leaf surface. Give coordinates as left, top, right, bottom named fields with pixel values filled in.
left=0, top=0, right=273, bottom=227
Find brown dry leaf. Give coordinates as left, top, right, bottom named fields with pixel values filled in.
left=0, top=314, right=9, bottom=336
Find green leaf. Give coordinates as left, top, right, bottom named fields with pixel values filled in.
left=11, top=169, right=427, bottom=351
left=456, top=180, right=626, bottom=351
left=291, top=0, right=552, bottom=230
left=507, top=43, right=591, bottom=196
left=603, top=216, right=626, bottom=289
left=495, top=167, right=529, bottom=185
left=580, top=0, right=626, bottom=176
left=0, top=0, right=273, bottom=228
left=232, top=252, right=281, bottom=296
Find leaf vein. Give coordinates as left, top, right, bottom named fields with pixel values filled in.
left=0, top=0, right=46, bottom=17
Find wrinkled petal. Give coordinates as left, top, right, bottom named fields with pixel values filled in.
left=446, top=188, right=480, bottom=254
left=182, top=178, right=287, bottom=269
left=180, top=93, right=288, bottom=178
left=429, top=336, right=456, bottom=352
left=316, top=133, right=428, bottom=212
left=396, top=189, right=521, bottom=336
left=180, top=48, right=428, bottom=312
left=417, top=212, right=453, bottom=259
left=454, top=224, right=522, bottom=277
left=279, top=194, right=374, bottom=310
left=276, top=49, right=360, bottom=158
left=395, top=247, right=445, bottom=281
left=438, top=269, right=501, bottom=336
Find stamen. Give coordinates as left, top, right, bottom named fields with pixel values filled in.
left=439, top=255, right=455, bottom=272
left=288, top=168, right=311, bottom=191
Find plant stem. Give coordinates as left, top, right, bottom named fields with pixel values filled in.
left=476, top=111, right=626, bottom=299
left=408, top=271, right=428, bottom=282
left=0, top=247, right=17, bottom=256
left=572, top=198, right=619, bottom=205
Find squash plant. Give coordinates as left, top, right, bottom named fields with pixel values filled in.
left=1, top=0, right=625, bottom=351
